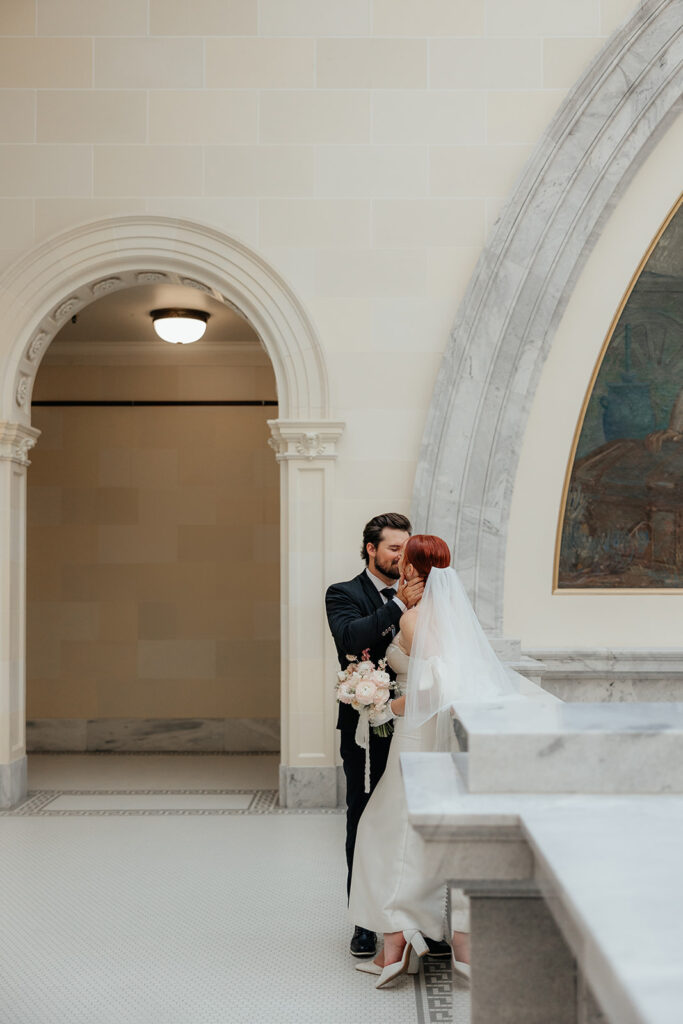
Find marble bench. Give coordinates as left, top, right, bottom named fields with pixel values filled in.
left=402, top=701, right=683, bottom=1024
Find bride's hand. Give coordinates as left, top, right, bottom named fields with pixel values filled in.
left=390, top=695, right=406, bottom=717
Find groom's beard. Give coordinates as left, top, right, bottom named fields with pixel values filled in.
left=374, top=555, right=400, bottom=580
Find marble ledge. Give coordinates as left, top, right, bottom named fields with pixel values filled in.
left=26, top=717, right=280, bottom=753
left=0, top=756, right=27, bottom=809
left=452, top=701, right=683, bottom=794
left=279, top=764, right=339, bottom=809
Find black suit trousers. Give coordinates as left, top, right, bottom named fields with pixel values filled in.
left=340, top=722, right=392, bottom=900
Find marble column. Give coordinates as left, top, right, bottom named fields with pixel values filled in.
left=0, top=422, right=40, bottom=807
left=469, top=891, right=576, bottom=1024
left=269, top=419, right=344, bottom=808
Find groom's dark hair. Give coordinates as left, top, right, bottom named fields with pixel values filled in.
left=361, top=513, right=412, bottom=563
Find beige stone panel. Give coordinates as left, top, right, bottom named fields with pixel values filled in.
left=312, top=248, right=427, bottom=298
left=137, top=638, right=216, bottom=680
left=259, top=91, right=370, bottom=145
left=135, top=560, right=219, bottom=602
left=372, top=0, right=484, bottom=35
left=37, top=0, right=148, bottom=35
left=368, top=297, right=457, bottom=353
left=177, top=446, right=218, bottom=486
left=258, top=0, right=369, bottom=36
left=30, top=451, right=99, bottom=488
left=28, top=678, right=98, bottom=719
left=430, top=145, right=532, bottom=197
left=37, top=91, right=146, bottom=145
left=35, top=197, right=147, bottom=242
left=94, top=146, right=203, bottom=198
left=0, top=38, right=91, bottom=88
left=426, top=246, right=480, bottom=299
left=204, top=146, right=314, bottom=197
left=97, top=525, right=178, bottom=564
left=94, top=38, right=203, bottom=89
left=373, top=198, right=485, bottom=248
left=253, top=368, right=278, bottom=400
left=138, top=602, right=178, bottom=640
left=485, top=0, right=598, bottom=35
left=96, top=366, right=179, bottom=401
left=372, top=91, right=486, bottom=145
left=60, top=407, right=138, bottom=450
left=62, top=640, right=136, bottom=682
left=601, top=0, right=637, bottom=34
left=30, top=524, right=98, bottom=564
left=35, top=366, right=103, bottom=403
left=130, top=450, right=179, bottom=488
left=28, top=486, right=62, bottom=527
left=205, top=38, right=314, bottom=88
left=253, top=600, right=279, bottom=640
left=0, top=92, right=35, bottom=143
left=179, top=599, right=253, bottom=641
left=215, top=490, right=275, bottom=527
left=138, top=487, right=217, bottom=527
left=0, top=144, right=92, bottom=197
left=29, top=601, right=99, bottom=643
left=543, top=37, right=605, bottom=88
left=149, top=91, right=257, bottom=145
left=26, top=634, right=62, bottom=683
left=150, top=0, right=257, bottom=35
left=144, top=196, right=259, bottom=247
left=98, top=602, right=138, bottom=642
left=62, top=488, right=139, bottom=526
left=316, top=39, right=427, bottom=88
left=92, top=677, right=220, bottom=718
left=98, top=450, right=132, bottom=488
left=61, top=564, right=130, bottom=601
left=26, top=559, right=62, bottom=600
left=216, top=639, right=279, bottom=716
left=252, top=523, right=278, bottom=564
left=0, top=198, right=34, bottom=251
left=178, top=524, right=240, bottom=562
left=314, top=145, right=427, bottom=197
left=0, top=0, right=34, bottom=33
left=259, top=198, right=371, bottom=247
left=487, top=89, right=565, bottom=144
left=132, top=407, right=216, bottom=449
left=431, top=38, right=541, bottom=89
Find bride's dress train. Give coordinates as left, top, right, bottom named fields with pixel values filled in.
left=348, top=637, right=469, bottom=938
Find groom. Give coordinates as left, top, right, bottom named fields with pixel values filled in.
left=326, top=513, right=422, bottom=958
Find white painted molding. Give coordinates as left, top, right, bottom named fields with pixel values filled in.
left=413, top=0, right=683, bottom=632
left=268, top=420, right=345, bottom=461
left=0, top=423, right=41, bottom=467
left=0, top=217, right=330, bottom=423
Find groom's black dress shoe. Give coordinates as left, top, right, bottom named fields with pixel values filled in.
left=425, top=938, right=452, bottom=957
left=350, top=926, right=376, bottom=957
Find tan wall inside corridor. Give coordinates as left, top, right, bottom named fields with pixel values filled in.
left=27, top=349, right=279, bottom=720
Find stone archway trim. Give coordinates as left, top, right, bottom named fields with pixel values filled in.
left=412, top=0, right=683, bottom=633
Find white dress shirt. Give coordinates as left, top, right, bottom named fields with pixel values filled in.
left=365, top=568, right=406, bottom=612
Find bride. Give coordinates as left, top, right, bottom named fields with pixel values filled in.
left=348, top=534, right=554, bottom=989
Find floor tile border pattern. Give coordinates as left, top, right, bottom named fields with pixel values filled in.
left=0, top=788, right=345, bottom=816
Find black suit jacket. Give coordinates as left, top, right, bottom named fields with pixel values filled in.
left=325, top=571, right=403, bottom=732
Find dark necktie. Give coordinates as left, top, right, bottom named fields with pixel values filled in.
left=381, top=587, right=397, bottom=602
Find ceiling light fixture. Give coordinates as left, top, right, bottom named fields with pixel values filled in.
left=151, top=309, right=209, bottom=345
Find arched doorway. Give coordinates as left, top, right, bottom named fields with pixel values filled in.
left=0, top=217, right=344, bottom=808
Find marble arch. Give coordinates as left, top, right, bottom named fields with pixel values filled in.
left=412, top=0, right=683, bottom=634
left=0, top=216, right=343, bottom=807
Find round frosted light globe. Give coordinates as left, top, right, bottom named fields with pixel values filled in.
left=151, top=310, right=208, bottom=344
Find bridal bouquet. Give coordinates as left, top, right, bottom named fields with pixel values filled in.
left=336, top=649, right=395, bottom=738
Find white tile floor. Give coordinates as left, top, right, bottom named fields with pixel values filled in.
left=0, top=755, right=470, bottom=1024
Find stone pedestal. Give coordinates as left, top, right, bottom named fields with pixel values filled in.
left=469, top=893, right=576, bottom=1024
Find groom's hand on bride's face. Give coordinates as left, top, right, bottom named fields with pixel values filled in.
left=397, top=575, right=424, bottom=608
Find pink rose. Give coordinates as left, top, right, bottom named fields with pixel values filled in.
left=372, top=687, right=390, bottom=706
left=354, top=680, right=377, bottom=705
left=337, top=683, right=354, bottom=704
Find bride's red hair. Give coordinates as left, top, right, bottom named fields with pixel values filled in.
left=403, top=534, right=450, bottom=577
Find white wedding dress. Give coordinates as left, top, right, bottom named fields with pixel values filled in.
left=347, top=635, right=469, bottom=939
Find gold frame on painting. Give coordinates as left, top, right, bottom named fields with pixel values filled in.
left=553, top=192, right=683, bottom=594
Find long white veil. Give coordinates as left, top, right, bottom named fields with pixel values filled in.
left=404, top=566, right=535, bottom=736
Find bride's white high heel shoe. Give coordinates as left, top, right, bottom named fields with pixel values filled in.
left=375, top=930, right=429, bottom=989
left=355, top=960, right=382, bottom=976
left=451, top=956, right=471, bottom=981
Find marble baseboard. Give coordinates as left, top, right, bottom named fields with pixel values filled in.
left=525, top=648, right=683, bottom=702
left=26, top=718, right=280, bottom=753
left=0, top=756, right=27, bottom=809
left=279, top=764, right=339, bottom=809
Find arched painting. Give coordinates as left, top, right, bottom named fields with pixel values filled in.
left=557, top=198, right=683, bottom=589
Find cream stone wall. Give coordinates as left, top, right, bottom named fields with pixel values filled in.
left=0, top=0, right=639, bottom=588
left=505, top=113, right=683, bottom=648
left=27, top=349, right=279, bottom=719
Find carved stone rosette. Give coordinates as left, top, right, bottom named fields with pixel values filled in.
left=0, top=422, right=41, bottom=467
left=267, top=420, right=345, bottom=461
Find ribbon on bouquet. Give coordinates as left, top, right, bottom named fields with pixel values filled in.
left=354, top=707, right=372, bottom=794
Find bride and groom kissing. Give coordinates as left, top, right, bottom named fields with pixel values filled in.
left=325, top=513, right=471, bottom=989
